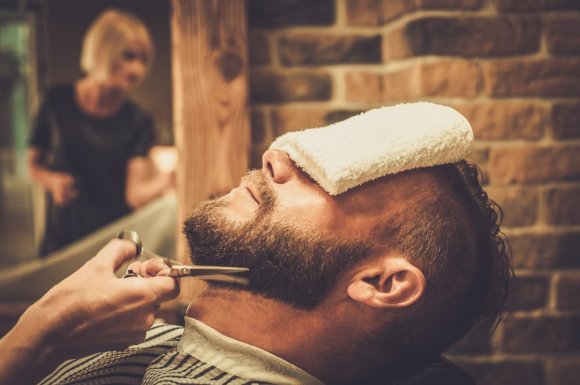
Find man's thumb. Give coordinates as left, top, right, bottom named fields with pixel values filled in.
left=95, top=239, right=138, bottom=271
left=147, top=276, right=180, bottom=303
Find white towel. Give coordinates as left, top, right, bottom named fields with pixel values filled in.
left=269, top=102, right=473, bottom=195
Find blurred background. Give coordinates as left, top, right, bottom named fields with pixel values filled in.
left=1, top=1, right=579, bottom=384
left=0, top=0, right=173, bottom=268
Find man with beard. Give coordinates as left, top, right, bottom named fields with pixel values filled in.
left=2, top=104, right=512, bottom=385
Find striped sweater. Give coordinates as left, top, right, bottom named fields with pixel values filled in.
left=39, top=318, right=324, bottom=385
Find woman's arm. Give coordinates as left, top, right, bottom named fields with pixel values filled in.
left=27, top=147, right=78, bottom=207
left=125, top=156, right=175, bottom=209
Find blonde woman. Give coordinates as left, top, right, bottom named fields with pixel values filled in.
left=28, top=9, right=173, bottom=257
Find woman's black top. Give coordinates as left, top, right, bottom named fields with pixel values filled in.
left=29, top=84, right=155, bottom=256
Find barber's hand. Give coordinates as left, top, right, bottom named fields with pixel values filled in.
left=127, top=257, right=172, bottom=278
left=48, top=172, right=78, bottom=207
left=23, top=239, right=179, bottom=358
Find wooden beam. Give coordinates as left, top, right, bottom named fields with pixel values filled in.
left=171, top=0, right=250, bottom=299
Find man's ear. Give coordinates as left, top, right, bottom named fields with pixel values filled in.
left=347, top=256, right=426, bottom=309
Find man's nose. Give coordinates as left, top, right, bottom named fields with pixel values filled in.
left=261, top=149, right=296, bottom=184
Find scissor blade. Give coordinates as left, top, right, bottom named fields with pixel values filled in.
left=167, top=267, right=250, bottom=286
left=200, top=274, right=250, bottom=286
left=168, top=265, right=249, bottom=278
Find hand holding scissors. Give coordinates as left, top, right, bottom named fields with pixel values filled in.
left=116, top=230, right=250, bottom=286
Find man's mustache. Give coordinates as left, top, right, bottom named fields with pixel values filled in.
left=240, top=170, right=276, bottom=212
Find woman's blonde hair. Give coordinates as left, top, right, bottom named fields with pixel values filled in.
left=80, top=9, right=153, bottom=80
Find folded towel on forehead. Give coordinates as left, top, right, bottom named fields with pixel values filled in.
left=269, top=102, right=473, bottom=195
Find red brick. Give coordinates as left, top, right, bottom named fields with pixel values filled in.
left=453, top=359, right=544, bottom=385
left=485, top=186, right=539, bottom=227
left=556, top=273, right=580, bottom=311
left=488, top=145, right=580, bottom=184
left=347, top=61, right=481, bottom=102
left=483, top=59, right=580, bottom=98
left=323, top=110, right=364, bottom=125
left=466, top=148, right=489, bottom=168
left=547, top=17, right=580, bottom=55
left=382, top=65, right=420, bottom=101
left=493, top=0, right=580, bottom=12
left=510, top=231, right=580, bottom=269
left=383, top=0, right=482, bottom=24
left=250, top=70, right=332, bottom=103
left=456, top=103, right=545, bottom=141
left=384, top=16, right=540, bottom=60
left=549, top=356, right=580, bottom=385
left=248, top=31, right=270, bottom=66
left=545, top=186, right=580, bottom=225
left=552, top=103, right=580, bottom=140
left=418, top=0, right=482, bottom=9
left=505, top=274, right=549, bottom=311
left=248, top=0, right=334, bottom=28
left=383, top=60, right=481, bottom=101
left=404, top=59, right=481, bottom=97
left=345, top=72, right=384, bottom=103
left=271, top=107, right=329, bottom=136
left=279, top=34, right=381, bottom=66
left=382, top=25, right=413, bottom=60
left=502, top=315, right=580, bottom=353
left=345, top=0, right=381, bottom=26
left=271, top=107, right=362, bottom=136
left=380, top=0, right=417, bottom=23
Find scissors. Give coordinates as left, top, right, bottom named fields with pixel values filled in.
left=116, top=229, right=250, bottom=286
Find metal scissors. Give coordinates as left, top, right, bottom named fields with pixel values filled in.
left=116, top=229, right=249, bottom=286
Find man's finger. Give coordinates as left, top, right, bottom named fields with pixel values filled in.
left=141, top=258, right=171, bottom=278
left=126, top=261, right=143, bottom=274
left=126, top=259, right=170, bottom=278
left=94, top=239, right=138, bottom=271
left=145, top=276, right=180, bottom=303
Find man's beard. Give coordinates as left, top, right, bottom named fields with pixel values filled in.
left=183, top=171, right=371, bottom=310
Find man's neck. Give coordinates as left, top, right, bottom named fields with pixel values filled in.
left=185, top=287, right=361, bottom=384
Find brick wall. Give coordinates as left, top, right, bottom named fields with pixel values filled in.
left=247, top=1, right=580, bottom=384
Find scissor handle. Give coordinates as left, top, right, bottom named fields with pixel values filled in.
left=116, top=229, right=143, bottom=256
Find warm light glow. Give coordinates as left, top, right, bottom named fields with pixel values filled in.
left=150, top=146, right=177, bottom=173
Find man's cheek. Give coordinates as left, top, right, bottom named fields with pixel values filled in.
left=274, top=202, right=335, bottom=230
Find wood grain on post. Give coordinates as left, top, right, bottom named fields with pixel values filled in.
left=171, top=0, right=250, bottom=301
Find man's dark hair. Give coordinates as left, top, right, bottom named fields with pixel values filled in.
left=372, top=161, right=513, bottom=358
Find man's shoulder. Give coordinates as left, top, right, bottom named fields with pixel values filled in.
left=38, top=324, right=184, bottom=385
